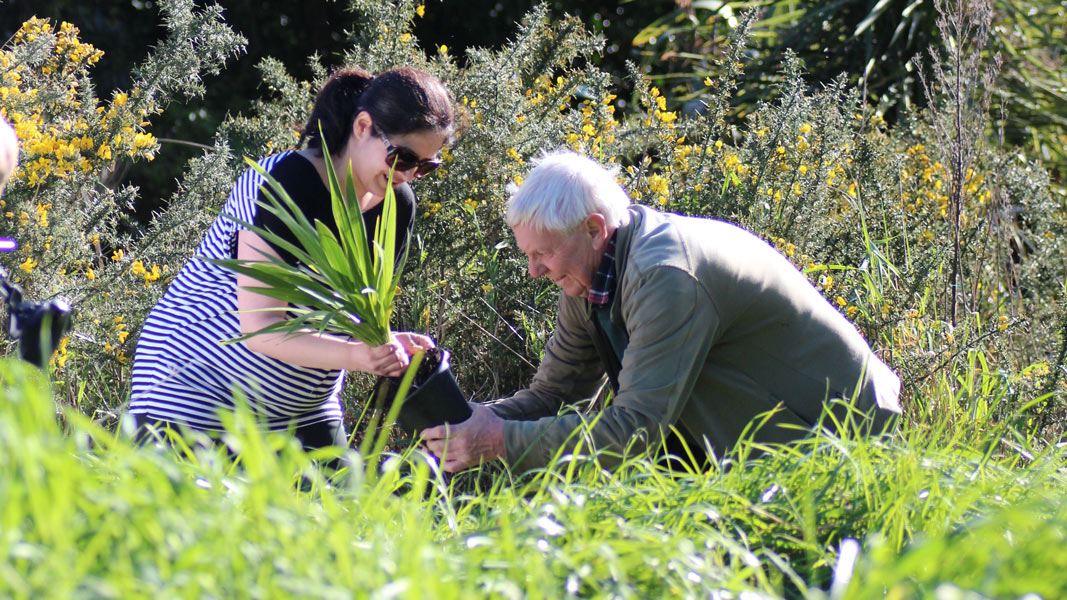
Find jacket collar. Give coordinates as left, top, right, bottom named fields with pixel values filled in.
left=594, top=205, right=651, bottom=320
left=613, top=204, right=650, bottom=287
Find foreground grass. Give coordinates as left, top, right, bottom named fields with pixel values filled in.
left=1, top=359, right=1063, bottom=598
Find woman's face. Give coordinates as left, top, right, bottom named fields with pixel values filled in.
left=345, top=111, right=448, bottom=202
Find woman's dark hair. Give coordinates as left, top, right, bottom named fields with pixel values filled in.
left=301, top=67, right=455, bottom=156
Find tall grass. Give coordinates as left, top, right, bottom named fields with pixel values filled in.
left=2, top=358, right=1062, bottom=598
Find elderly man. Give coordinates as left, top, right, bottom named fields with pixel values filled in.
left=422, top=151, right=901, bottom=472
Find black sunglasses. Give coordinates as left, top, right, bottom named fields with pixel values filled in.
left=375, top=127, right=442, bottom=178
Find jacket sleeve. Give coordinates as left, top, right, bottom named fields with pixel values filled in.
left=487, top=295, right=606, bottom=421
left=500, top=266, right=722, bottom=472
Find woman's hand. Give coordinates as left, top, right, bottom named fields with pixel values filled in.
left=348, top=340, right=409, bottom=377
left=394, top=332, right=435, bottom=356
left=347, top=333, right=435, bottom=377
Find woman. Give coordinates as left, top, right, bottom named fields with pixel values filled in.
left=128, top=67, right=455, bottom=451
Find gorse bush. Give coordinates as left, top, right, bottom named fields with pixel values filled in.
left=0, top=0, right=245, bottom=420
left=2, top=0, right=1063, bottom=436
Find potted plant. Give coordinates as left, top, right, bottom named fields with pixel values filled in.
left=211, top=141, right=470, bottom=436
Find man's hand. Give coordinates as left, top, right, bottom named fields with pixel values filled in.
left=420, top=403, right=506, bottom=472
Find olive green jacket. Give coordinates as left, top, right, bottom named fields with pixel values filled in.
left=490, top=205, right=901, bottom=471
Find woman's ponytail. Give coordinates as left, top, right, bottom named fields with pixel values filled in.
left=301, top=68, right=373, bottom=154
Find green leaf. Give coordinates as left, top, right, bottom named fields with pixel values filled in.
left=212, top=128, right=407, bottom=348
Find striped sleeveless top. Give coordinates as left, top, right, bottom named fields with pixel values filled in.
left=128, top=151, right=415, bottom=431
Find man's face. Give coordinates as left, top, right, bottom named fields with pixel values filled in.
left=512, top=219, right=603, bottom=298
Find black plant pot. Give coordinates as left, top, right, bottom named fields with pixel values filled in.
left=376, top=348, right=472, bottom=435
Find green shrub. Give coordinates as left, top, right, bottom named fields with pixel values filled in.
left=0, top=0, right=245, bottom=422
left=3, top=0, right=1062, bottom=441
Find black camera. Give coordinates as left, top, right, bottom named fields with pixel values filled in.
left=0, top=267, right=73, bottom=369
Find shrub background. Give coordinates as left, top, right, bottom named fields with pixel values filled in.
left=0, top=0, right=1063, bottom=436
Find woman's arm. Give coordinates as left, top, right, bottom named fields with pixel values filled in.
left=234, top=230, right=429, bottom=376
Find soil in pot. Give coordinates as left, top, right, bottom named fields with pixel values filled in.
left=373, top=346, right=472, bottom=434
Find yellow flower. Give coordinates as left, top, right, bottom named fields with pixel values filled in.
left=846, top=306, right=858, bottom=318
left=703, top=77, right=712, bottom=87
left=131, top=259, right=147, bottom=276
left=35, top=204, right=50, bottom=227
left=799, top=164, right=808, bottom=175
left=798, top=123, right=812, bottom=134
left=463, top=198, right=478, bottom=212
left=86, top=267, right=96, bottom=281
left=399, top=33, right=411, bottom=43
left=113, top=92, right=128, bottom=106
left=19, top=257, right=37, bottom=273
left=506, top=148, right=523, bottom=163
left=118, top=331, right=129, bottom=344
left=647, top=174, right=669, bottom=197
left=835, top=296, right=847, bottom=307
left=111, top=248, right=124, bottom=262
left=438, top=44, right=448, bottom=54
left=416, top=4, right=425, bottom=17
left=776, top=146, right=785, bottom=155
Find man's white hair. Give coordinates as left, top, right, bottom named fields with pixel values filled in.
left=506, top=151, right=631, bottom=232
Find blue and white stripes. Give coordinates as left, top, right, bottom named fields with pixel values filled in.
left=129, top=152, right=345, bottom=431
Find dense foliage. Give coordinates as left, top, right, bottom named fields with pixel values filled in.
left=0, top=0, right=1063, bottom=596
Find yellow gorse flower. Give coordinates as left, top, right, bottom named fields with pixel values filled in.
left=2, top=18, right=157, bottom=187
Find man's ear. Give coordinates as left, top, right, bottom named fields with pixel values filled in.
left=584, top=212, right=608, bottom=243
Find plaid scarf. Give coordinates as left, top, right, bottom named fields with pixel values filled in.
left=586, top=230, right=618, bottom=306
